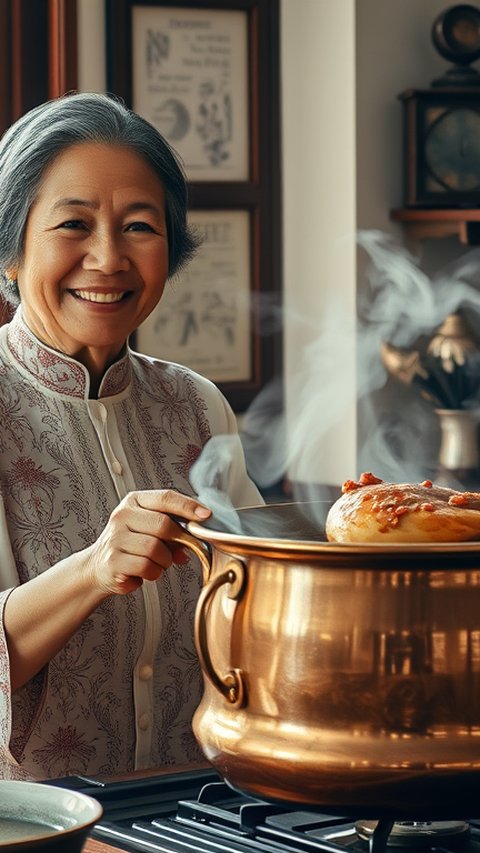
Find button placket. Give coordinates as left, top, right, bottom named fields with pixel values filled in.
left=133, top=581, right=159, bottom=768
left=89, top=402, right=124, bottom=479
left=88, top=399, right=159, bottom=769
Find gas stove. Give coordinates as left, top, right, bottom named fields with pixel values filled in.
left=53, top=767, right=480, bottom=853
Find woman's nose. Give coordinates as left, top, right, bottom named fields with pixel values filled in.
left=83, top=232, right=130, bottom=274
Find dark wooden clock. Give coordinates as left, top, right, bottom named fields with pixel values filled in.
left=400, top=4, right=480, bottom=208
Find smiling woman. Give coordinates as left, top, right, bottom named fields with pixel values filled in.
left=0, top=92, right=261, bottom=782
left=13, top=142, right=170, bottom=395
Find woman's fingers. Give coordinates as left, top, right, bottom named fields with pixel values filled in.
left=84, top=489, right=211, bottom=596
left=133, top=488, right=211, bottom=521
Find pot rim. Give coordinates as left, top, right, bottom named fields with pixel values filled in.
left=187, top=501, right=480, bottom=558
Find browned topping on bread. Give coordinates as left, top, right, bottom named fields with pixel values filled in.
left=327, top=474, right=480, bottom=543
left=342, top=472, right=383, bottom=493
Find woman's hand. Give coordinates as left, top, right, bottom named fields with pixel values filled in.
left=82, top=489, right=211, bottom=596
left=4, top=490, right=211, bottom=692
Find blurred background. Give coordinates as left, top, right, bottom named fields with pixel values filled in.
left=3, top=0, right=480, bottom=499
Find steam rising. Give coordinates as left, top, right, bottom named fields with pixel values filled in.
left=190, top=231, right=480, bottom=528
left=356, top=232, right=480, bottom=483
left=189, top=435, right=243, bottom=532
left=357, top=231, right=480, bottom=350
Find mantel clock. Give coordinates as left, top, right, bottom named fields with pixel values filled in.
left=400, top=4, right=480, bottom=208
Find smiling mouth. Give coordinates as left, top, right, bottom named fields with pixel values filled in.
left=71, top=290, right=130, bottom=304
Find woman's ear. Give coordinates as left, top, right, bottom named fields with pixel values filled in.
left=4, top=268, right=18, bottom=282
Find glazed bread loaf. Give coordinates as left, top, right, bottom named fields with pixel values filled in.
left=325, top=472, right=480, bottom=543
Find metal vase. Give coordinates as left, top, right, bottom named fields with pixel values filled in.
left=435, top=408, right=480, bottom=488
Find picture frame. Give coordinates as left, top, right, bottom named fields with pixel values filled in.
left=136, top=209, right=253, bottom=383
left=106, top=0, right=282, bottom=412
left=0, top=0, right=78, bottom=136
left=131, top=4, right=249, bottom=181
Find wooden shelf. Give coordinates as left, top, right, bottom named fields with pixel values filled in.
left=390, top=208, right=480, bottom=244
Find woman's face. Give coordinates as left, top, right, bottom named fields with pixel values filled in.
left=13, top=141, right=169, bottom=380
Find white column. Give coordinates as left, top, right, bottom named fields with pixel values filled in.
left=281, top=0, right=357, bottom=488
left=77, top=0, right=107, bottom=93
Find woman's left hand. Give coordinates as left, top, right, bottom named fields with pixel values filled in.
left=81, top=489, right=211, bottom=596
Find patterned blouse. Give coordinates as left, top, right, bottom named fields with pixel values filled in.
left=0, top=309, right=261, bottom=781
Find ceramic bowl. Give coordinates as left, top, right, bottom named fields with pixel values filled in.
left=0, top=780, right=103, bottom=851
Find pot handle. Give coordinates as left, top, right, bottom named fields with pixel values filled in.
left=167, top=524, right=213, bottom=584
left=194, top=559, right=247, bottom=709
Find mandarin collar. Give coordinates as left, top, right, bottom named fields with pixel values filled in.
left=6, top=308, right=132, bottom=399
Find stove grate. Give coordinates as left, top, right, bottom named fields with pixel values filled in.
left=94, top=787, right=357, bottom=853
left=96, top=813, right=354, bottom=853
left=56, top=770, right=480, bottom=853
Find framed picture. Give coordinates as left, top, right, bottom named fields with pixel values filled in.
left=136, top=210, right=252, bottom=382
left=131, top=5, right=249, bottom=181
left=106, top=0, right=282, bottom=412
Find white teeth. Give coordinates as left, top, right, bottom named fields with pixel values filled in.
left=73, top=290, right=126, bottom=303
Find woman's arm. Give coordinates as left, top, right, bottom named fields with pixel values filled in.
left=4, top=489, right=210, bottom=691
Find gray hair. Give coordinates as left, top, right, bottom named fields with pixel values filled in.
left=0, top=91, right=199, bottom=303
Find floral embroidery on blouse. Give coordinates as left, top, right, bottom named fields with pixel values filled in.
left=0, top=309, right=261, bottom=780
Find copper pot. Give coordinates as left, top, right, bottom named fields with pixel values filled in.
left=173, top=502, right=480, bottom=819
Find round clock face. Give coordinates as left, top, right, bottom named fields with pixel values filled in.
left=425, top=107, right=480, bottom=191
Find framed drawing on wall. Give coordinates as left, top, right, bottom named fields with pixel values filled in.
left=136, top=209, right=252, bottom=383
left=131, top=5, right=249, bottom=181
left=106, top=0, right=282, bottom=412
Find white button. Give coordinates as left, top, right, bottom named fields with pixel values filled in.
left=138, top=714, right=150, bottom=731
left=112, top=459, right=123, bottom=476
left=139, top=664, right=153, bottom=681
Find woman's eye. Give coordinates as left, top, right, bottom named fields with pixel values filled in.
left=126, top=221, right=155, bottom=232
left=58, top=220, right=86, bottom=230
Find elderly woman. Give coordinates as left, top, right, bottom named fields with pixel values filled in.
left=0, top=92, right=261, bottom=781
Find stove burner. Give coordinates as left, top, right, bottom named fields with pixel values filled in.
left=356, top=820, right=471, bottom=851
left=51, top=770, right=480, bottom=853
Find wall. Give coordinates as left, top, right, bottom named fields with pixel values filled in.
left=356, top=0, right=476, bottom=272
left=77, top=0, right=480, bottom=487
left=77, top=0, right=106, bottom=92
left=354, top=1, right=480, bottom=484
left=280, top=0, right=356, bottom=489
left=279, top=0, right=480, bottom=488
